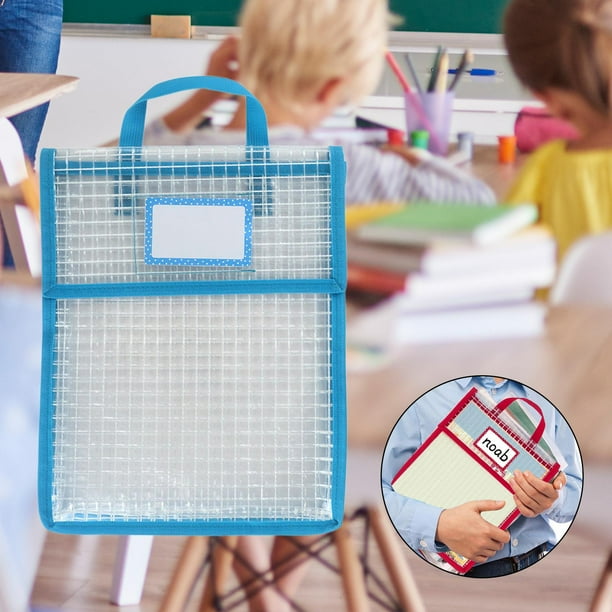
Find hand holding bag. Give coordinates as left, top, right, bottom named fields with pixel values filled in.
left=391, top=386, right=561, bottom=573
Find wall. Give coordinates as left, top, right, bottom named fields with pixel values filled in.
left=40, top=35, right=217, bottom=151
left=39, top=33, right=534, bottom=153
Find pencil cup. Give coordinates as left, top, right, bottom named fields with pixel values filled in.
left=405, top=91, right=454, bottom=156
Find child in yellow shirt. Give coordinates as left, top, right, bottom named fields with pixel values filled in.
left=504, top=0, right=612, bottom=262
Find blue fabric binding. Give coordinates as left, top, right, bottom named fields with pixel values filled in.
left=119, top=76, right=270, bottom=148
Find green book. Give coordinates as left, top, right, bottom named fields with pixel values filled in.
left=356, top=202, right=538, bottom=246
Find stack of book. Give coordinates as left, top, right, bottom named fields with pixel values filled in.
left=346, top=202, right=555, bottom=344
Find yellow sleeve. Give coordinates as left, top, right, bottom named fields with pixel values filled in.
left=504, top=140, right=564, bottom=207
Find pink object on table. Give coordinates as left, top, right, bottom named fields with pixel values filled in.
left=514, top=106, right=579, bottom=153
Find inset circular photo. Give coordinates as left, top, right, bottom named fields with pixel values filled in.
left=380, top=375, right=583, bottom=578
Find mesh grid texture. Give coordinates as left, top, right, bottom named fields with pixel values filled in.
left=45, top=144, right=342, bottom=526
left=51, top=294, right=334, bottom=523
left=50, top=146, right=334, bottom=285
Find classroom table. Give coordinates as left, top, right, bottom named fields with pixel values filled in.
left=0, top=72, right=78, bottom=120
left=459, top=141, right=526, bottom=199
left=347, top=303, right=612, bottom=462
left=0, top=72, right=79, bottom=279
left=345, top=147, right=612, bottom=610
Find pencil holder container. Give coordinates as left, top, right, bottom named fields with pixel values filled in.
left=405, top=91, right=454, bottom=156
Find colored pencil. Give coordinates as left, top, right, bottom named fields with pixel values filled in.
left=403, top=52, right=424, bottom=94
left=449, top=49, right=474, bottom=91
left=385, top=50, right=411, bottom=92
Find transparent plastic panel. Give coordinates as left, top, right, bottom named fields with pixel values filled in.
left=50, top=146, right=335, bottom=284
left=51, top=293, right=334, bottom=523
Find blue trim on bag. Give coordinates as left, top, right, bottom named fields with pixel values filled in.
left=41, top=517, right=342, bottom=536
left=330, top=292, right=347, bottom=527
left=40, top=149, right=58, bottom=292
left=43, top=278, right=344, bottom=299
left=120, top=76, right=270, bottom=148
left=38, top=297, right=58, bottom=530
left=38, top=149, right=60, bottom=529
left=329, top=146, right=347, bottom=290
left=328, top=146, right=347, bottom=527
left=51, top=158, right=331, bottom=179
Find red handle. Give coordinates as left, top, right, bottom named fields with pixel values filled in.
left=494, top=396, right=546, bottom=444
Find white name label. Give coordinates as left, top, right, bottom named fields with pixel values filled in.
left=475, top=428, right=518, bottom=468
left=144, top=197, right=252, bottom=267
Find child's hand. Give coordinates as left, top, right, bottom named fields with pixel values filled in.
left=379, top=144, right=427, bottom=166
left=162, top=36, right=241, bottom=133
left=436, top=500, right=511, bottom=563
left=205, top=35, right=240, bottom=81
left=509, top=470, right=565, bottom=517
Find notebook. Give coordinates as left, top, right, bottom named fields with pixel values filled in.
left=356, top=202, right=538, bottom=246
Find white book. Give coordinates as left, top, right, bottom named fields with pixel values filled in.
left=348, top=224, right=556, bottom=277
left=402, top=259, right=556, bottom=300
left=394, top=301, right=547, bottom=345
left=396, top=286, right=535, bottom=313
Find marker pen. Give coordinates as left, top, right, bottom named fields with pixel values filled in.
left=448, top=68, right=497, bottom=76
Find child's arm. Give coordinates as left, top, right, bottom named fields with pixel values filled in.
left=344, top=144, right=497, bottom=206
left=162, top=36, right=240, bottom=133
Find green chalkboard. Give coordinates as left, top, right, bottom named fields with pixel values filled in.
left=63, top=0, right=508, bottom=34
left=63, top=0, right=243, bottom=27
left=390, top=0, right=508, bottom=33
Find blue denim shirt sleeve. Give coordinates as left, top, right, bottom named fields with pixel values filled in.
left=0, top=0, right=63, bottom=161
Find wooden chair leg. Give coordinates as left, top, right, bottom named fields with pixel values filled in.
left=589, top=549, right=612, bottom=612
left=159, top=536, right=208, bottom=612
left=199, top=536, right=239, bottom=612
left=368, top=506, right=426, bottom=612
left=333, top=523, right=369, bottom=612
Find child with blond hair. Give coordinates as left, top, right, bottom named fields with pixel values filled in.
left=145, top=0, right=495, bottom=206
left=504, top=0, right=612, bottom=261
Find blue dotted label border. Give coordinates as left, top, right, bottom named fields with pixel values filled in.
left=144, top=196, right=253, bottom=267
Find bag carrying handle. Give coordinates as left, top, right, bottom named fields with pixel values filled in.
left=119, top=76, right=270, bottom=148
left=494, top=396, right=546, bottom=444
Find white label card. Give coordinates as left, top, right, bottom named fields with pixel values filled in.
left=144, top=197, right=253, bottom=267
left=474, top=427, right=518, bottom=469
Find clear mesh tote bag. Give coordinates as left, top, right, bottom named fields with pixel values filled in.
left=38, top=76, right=347, bottom=536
